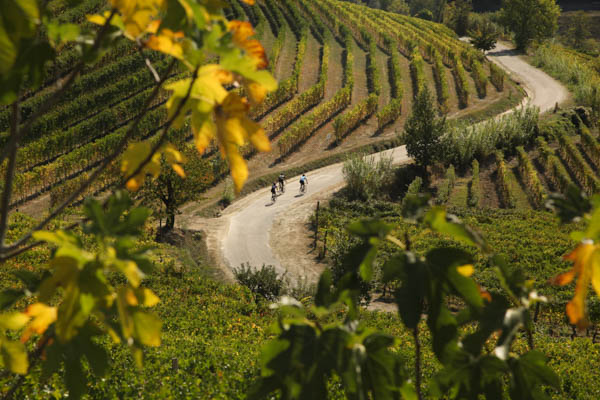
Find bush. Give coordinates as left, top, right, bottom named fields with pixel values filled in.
left=342, top=152, right=395, bottom=201
left=233, top=263, right=286, bottom=302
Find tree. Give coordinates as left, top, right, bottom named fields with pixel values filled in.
left=500, top=0, right=561, bottom=50
left=469, top=22, right=500, bottom=51
left=0, top=0, right=275, bottom=396
left=386, top=0, right=410, bottom=14
left=445, top=0, right=472, bottom=36
left=404, top=86, right=446, bottom=174
left=139, top=148, right=212, bottom=231
left=566, top=11, right=590, bottom=50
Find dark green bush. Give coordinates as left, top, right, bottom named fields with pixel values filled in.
left=234, top=263, right=286, bottom=302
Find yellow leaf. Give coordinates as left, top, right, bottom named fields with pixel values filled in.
left=240, top=0, right=255, bottom=4
left=172, top=164, right=185, bottom=178
left=109, top=0, right=165, bottom=39
left=552, top=241, right=599, bottom=329
left=0, top=313, right=30, bottom=331
left=135, top=288, right=160, bottom=307
left=0, top=340, right=28, bottom=374
left=21, top=303, right=57, bottom=342
left=121, top=141, right=162, bottom=191
left=145, top=29, right=185, bottom=59
left=228, top=20, right=268, bottom=69
left=457, top=264, right=474, bottom=277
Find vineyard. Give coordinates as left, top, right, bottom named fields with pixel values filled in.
left=2, top=0, right=523, bottom=215
left=432, top=107, right=600, bottom=211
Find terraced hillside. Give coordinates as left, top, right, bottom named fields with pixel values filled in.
left=432, top=109, right=600, bottom=211
left=4, top=0, right=523, bottom=214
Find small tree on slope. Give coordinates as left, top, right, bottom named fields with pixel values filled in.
left=404, top=86, right=446, bottom=176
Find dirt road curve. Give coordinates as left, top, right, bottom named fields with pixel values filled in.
left=182, top=41, right=568, bottom=283
left=485, top=41, right=569, bottom=112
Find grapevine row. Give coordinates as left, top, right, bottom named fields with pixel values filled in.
left=452, top=53, right=470, bottom=108
left=431, top=48, right=449, bottom=112
left=435, top=165, right=455, bottom=205
left=495, top=151, right=516, bottom=208
left=578, top=123, right=600, bottom=169
left=516, top=146, right=546, bottom=208
left=489, top=62, right=505, bottom=92
left=471, top=58, right=488, bottom=99
left=467, top=159, right=480, bottom=207
left=555, top=131, right=600, bottom=194
left=536, top=136, right=574, bottom=193
left=376, top=39, right=403, bottom=130
left=410, top=47, right=426, bottom=97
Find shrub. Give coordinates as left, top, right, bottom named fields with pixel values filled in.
left=233, top=263, right=286, bottom=302
left=342, top=152, right=395, bottom=201
left=442, top=105, right=539, bottom=168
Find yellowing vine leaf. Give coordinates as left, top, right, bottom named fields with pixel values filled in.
left=551, top=240, right=600, bottom=329
left=228, top=20, right=268, bottom=69
left=214, top=92, right=270, bottom=192
left=21, top=303, right=57, bottom=342
left=121, top=141, right=161, bottom=191
left=145, top=29, right=185, bottom=59
left=88, top=0, right=165, bottom=40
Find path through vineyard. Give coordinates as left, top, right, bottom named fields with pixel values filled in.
left=182, top=41, right=569, bottom=283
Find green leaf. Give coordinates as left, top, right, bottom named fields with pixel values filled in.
left=424, top=207, right=487, bottom=250
left=46, top=21, right=80, bottom=46
left=395, top=255, right=425, bottom=329
left=346, top=219, right=392, bottom=239
left=0, top=289, right=24, bottom=310
left=259, top=339, right=290, bottom=375
left=0, top=21, right=16, bottom=74
left=0, top=339, right=28, bottom=374
left=64, top=353, right=86, bottom=399
left=132, top=311, right=161, bottom=347
left=315, top=269, right=334, bottom=308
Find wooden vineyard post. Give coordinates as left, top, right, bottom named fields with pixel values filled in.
left=314, top=201, right=320, bottom=248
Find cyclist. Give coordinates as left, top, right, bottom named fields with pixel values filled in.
left=271, top=182, right=277, bottom=202
left=299, top=173, right=308, bottom=193
left=278, top=173, right=286, bottom=193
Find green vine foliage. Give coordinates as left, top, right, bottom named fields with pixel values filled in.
left=251, top=204, right=560, bottom=400
left=0, top=192, right=159, bottom=398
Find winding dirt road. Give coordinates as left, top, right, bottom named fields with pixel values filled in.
left=181, top=41, right=569, bottom=283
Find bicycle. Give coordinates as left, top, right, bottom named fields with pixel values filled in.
left=278, top=180, right=285, bottom=193
left=300, top=183, right=307, bottom=193
left=271, top=192, right=277, bottom=202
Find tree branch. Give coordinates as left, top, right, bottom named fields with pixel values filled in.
left=413, top=325, right=423, bottom=400
left=137, top=45, right=161, bottom=83
left=0, top=59, right=178, bottom=257
left=120, top=65, right=200, bottom=186
left=0, top=101, right=21, bottom=247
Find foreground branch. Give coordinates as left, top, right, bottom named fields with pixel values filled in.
left=0, top=59, right=178, bottom=259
